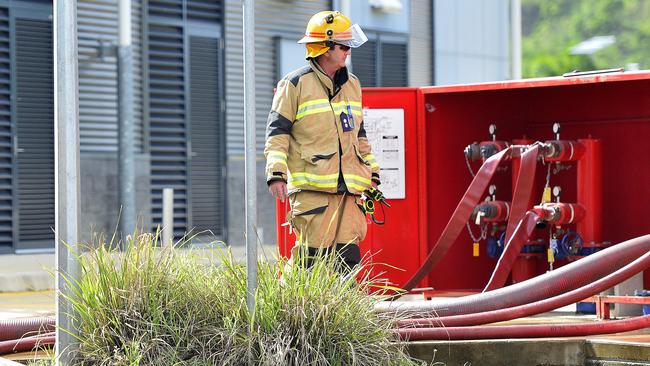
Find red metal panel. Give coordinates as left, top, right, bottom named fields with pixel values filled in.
left=421, top=90, right=522, bottom=290
left=577, top=139, right=602, bottom=244
left=415, top=90, right=430, bottom=288
left=419, top=70, right=650, bottom=94
left=420, top=73, right=650, bottom=290
left=358, top=88, right=423, bottom=288
left=512, top=256, right=538, bottom=284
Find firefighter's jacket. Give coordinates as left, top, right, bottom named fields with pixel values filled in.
left=264, top=60, right=380, bottom=195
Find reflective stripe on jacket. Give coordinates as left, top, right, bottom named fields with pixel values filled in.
left=264, top=60, right=380, bottom=195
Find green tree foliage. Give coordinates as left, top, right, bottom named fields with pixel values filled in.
left=522, top=0, right=650, bottom=77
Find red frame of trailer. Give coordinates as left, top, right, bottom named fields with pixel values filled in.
left=276, top=71, right=650, bottom=291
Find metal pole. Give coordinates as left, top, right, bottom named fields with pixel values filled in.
left=340, top=0, right=352, bottom=69
left=333, top=0, right=351, bottom=14
left=511, top=0, right=522, bottom=79
left=340, top=0, right=351, bottom=20
left=162, top=188, right=173, bottom=247
left=243, top=0, right=257, bottom=314
left=118, top=0, right=135, bottom=236
left=54, top=1, right=80, bottom=364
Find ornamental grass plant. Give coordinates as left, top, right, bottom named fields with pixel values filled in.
left=61, top=233, right=421, bottom=365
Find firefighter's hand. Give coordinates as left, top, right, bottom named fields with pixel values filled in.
left=269, top=180, right=288, bottom=202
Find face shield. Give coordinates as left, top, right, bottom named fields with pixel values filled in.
left=333, top=24, right=368, bottom=48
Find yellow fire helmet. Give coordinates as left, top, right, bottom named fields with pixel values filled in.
left=298, top=11, right=368, bottom=59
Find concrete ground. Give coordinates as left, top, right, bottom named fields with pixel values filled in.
left=3, top=292, right=649, bottom=365
left=0, top=291, right=54, bottom=319
left=397, top=294, right=650, bottom=365
left=1, top=250, right=649, bottom=365
left=0, top=254, right=54, bottom=293
left=408, top=334, right=650, bottom=366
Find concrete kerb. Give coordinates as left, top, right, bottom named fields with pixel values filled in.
left=0, top=244, right=278, bottom=293
left=407, top=337, right=650, bottom=366
left=408, top=338, right=588, bottom=366
left=0, top=272, right=54, bottom=293
left=586, top=340, right=650, bottom=363
left=0, top=253, right=54, bottom=293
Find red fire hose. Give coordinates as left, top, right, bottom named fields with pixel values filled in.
left=503, top=144, right=539, bottom=243
left=395, top=314, right=650, bottom=341
left=0, top=317, right=55, bottom=342
left=485, top=203, right=587, bottom=292
left=482, top=144, right=540, bottom=292
left=399, top=247, right=650, bottom=328
left=402, top=147, right=513, bottom=291
left=0, top=332, right=55, bottom=355
left=483, top=210, right=540, bottom=291
left=376, top=234, right=650, bottom=316
left=484, top=141, right=588, bottom=292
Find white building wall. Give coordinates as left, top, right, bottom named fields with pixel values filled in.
left=435, top=0, right=511, bottom=85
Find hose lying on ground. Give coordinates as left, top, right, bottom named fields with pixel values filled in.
left=394, top=314, right=650, bottom=341
left=0, top=317, right=55, bottom=342
left=0, top=332, right=55, bottom=355
left=376, top=234, right=650, bottom=317
left=398, top=246, right=650, bottom=327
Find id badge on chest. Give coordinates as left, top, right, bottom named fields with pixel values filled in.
left=340, top=104, right=355, bottom=132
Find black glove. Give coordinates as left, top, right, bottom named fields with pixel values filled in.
left=365, top=187, right=387, bottom=203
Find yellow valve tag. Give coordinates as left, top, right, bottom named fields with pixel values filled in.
left=541, top=186, right=552, bottom=204
left=473, top=242, right=480, bottom=257
left=547, top=248, right=555, bottom=263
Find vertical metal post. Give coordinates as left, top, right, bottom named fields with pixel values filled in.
left=54, top=1, right=80, bottom=364
left=162, top=188, right=174, bottom=247
left=118, top=0, right=136, bottom=236
left=340, top=0, right=352, bottom=69
left=340, top=0, right=351, bottom=21
left=431, top=1, right=436, bottom=85
left=243, top=0, right=257, bottom=314
left=511, top=0, right=522, bottom=79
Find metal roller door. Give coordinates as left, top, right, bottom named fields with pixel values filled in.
left=146, top=0, right=225, bottom=241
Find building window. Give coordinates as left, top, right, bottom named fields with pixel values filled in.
left=351, top=32, right=408, bottom=87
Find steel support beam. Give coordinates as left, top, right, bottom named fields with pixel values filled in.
left=243, top=0, right=257, bottom=314
left=54, top=0, right=81, bottom=363
left=118, top=0, right=136, bottom=236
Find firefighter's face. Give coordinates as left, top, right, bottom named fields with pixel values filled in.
left=328, top=43, right=351, bottom=68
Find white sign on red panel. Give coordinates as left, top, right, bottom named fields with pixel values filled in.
left=362, top=108, right=405, bottom=199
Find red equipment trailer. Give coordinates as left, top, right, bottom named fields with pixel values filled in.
left=275, top=70, right=650, bottom=292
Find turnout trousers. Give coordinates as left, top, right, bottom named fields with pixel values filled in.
left=288, top=190, right=367, bottom=267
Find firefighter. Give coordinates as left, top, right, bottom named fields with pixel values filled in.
left=264, top=11, right=380, bottom=271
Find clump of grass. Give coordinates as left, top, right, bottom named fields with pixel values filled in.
left=27, top=360, right=54, bottom=366
left=61, top=233, right=420, bottom=365
left=249, top=251, right=417, bottom=366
